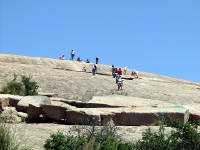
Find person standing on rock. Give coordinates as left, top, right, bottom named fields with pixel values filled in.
left=71, top=50, right=75, bottom=60
left=92, top=64, right=97, bottom=75
left=96, top=57, right=99, bottom=64
left=124, top=66, right=128, bottom=75
left=112, top=65, right=117, bottom=78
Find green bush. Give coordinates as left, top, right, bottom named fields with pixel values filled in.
left=0, top=118, right=30, bottom=150
left=44, top=121, right=135, bottom=150
left=44, top=132, right=87, bottom=150
left=44, top=119, right=200, bottom=150
left=0, top=75, right=39, bottom=96
left=0, top=81, right=24, bottom=96
left=21, top=76, right=39, bottom=96
left=135, top=120, right=200, bottom=150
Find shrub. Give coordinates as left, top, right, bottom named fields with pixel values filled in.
left=44, top=121, right=135, bottom=150
left=0, top=74, right=25, bottom=96
left=44, top=120, right=200, bottom=150
left=0, top=75, right=39, bottom=96
left=44, top=132, right=87, bottom=150
left=135, top=120, right=200, bottom=150
left=0, top=118, right=30, bottom=150
left=21, top=76, right=39, bottom=96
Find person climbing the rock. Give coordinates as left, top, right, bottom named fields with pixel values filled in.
left=96, top=57, right=99, bottom=64
left=131, top=70, right=139, bottom=78
left=92, top=64, right=97, bottom=75
left=71, top=50, right=75, bottom=60
left=117, top=68, right=122, bottom=75
left=116, top=75, right=124, bottom=90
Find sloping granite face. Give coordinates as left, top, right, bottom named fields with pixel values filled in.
left=0, top=54, right=199, bottom=125
left=0, top=54, right=200, bottom=105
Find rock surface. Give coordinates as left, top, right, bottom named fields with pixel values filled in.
left=0, top=54, right=200, bottom=149
left=0, top=54, right=200, bottom=106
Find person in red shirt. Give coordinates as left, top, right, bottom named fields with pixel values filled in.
left=117, top=68, right=122, bottom=75
left=96, top=57, right=99, bottom=64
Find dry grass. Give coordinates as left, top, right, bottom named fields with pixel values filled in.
left=0, top=118, right=31, bottom=150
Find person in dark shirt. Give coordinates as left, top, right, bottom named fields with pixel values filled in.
left=96, top=57, right=99, bottom=64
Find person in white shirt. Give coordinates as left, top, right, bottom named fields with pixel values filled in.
left=116, top=75, right=124, bottom=90
left=124, top=66, right=128, bottom=75
left=71, top=50, right=75, bottom=60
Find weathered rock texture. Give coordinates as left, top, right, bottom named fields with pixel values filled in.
left=0, top=54, right=200, bottom=105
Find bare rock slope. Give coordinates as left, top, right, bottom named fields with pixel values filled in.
left=0, top=54, right=200, bottom=106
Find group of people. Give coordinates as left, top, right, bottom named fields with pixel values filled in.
left=59, top=50, right=139, bottom=91
left=112, top=65, right=139, bottom=90
left=59, top=50, right=99, bottom=64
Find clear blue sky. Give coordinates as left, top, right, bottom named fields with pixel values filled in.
left=0, top=0, right=199, bottom=82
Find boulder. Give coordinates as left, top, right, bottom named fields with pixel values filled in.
left=8, top=96, right=22, bottom=107
left=17, top=96, right=51, bottom=112
left=27, top=104, right=42, bottom=122
left=0, top=98, right=9, bottom=110
left=67, top=109, right=101, bottom=125
left=17, top=112, right=28, bottom=122
left=41, top=101, right=76, bottom=121
left=66, top=106, right=189, bottom=126
left=183, top=105, right=200, bottom=122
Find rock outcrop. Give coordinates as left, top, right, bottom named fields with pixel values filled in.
left=0, top=54, right=200, bottom=105
left=0, top=54, right=200, bottom=125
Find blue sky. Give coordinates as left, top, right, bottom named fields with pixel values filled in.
left=0, top=0, right=199, bottom=82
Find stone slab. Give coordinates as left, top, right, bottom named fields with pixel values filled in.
left=17, top=96, right=51, bottom=112
left=41, top=101, right=76, bottom=121
left=66, top=106, right=189, bottom=126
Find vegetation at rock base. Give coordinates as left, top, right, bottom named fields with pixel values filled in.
left=44, top=120, right=200, bottom=150
left=0, top=118, right=31, bottom=150
left=0, top=74, right=39, bottom=96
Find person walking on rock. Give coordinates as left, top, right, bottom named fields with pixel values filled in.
left=71, top=50, right=75, bottom=60
left=116, top=75, right=124, bottom=90
left=92, top=64, right=97, bottom=75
